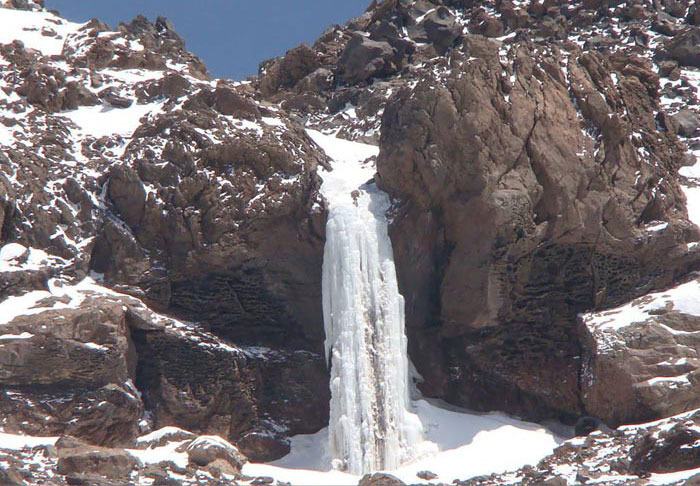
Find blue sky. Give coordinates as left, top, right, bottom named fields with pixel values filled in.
left=45, top=0, right=369, bottom=80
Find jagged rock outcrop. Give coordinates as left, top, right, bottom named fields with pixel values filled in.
left=0, top=4, right=331, bottom=465
left=366, top=0, right=700, bottom=423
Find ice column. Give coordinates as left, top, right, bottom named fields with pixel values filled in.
left=309, top=130, right=423, bottom=475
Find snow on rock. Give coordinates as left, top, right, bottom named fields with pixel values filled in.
left=0, top=243, right=62, bottom=272
left=580, top=276, right=700, bottom=426
left=0, top=6, right=82, bottom=56
left=60, top=100, right=165, bottom=139
left=134, top=426, right=196, bottom=450
left=185, top=435, right=247, bottom=470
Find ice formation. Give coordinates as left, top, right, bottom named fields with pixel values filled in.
left=309, top=130, right=424, bottom=475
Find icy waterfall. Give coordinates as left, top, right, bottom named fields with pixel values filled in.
left=307, top=130, right=424, bottom=475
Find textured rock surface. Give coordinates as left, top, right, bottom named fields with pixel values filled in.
left=0, top=2, right=330, bottom=458
left=369, top=0, right=700, bottom=422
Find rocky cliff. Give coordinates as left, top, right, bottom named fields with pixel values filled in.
left=3, top=0, right=700, bottom=484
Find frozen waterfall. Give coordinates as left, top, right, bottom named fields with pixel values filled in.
left=307, top=129, right=424, bottom=475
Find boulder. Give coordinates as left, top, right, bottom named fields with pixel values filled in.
left=408, top=7, right=462, bottom=52
left=671, top=109, right=700, bottom=138
left=184, top=435, right=247, bottom=473
left=664, top=27, right=700, bottom=67
left=337, top=33, right=402, bottom=85
left=134, top=427, right=196, bottom=449
left=237, top=430, right=290, bottom=463
left=159, top=73, right=191, bottom=99
left=99, top=88, right=133, bottom=108
left=259, top=44, right=321, bottom=96
left=57, top=445, right=142, bottom=479
left=579, top=278, right=700, bottom=426
left=358, top=472, right=406, bottom=486
left=213, top=84, right=261, bottom=118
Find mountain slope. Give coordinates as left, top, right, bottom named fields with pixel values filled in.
left=3, top=0, right=700, bottom=484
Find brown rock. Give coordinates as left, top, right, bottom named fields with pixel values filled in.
left=213, top=84, right=261, bottom=118
left=376, top=43, right=696, bottom=420
left=579, top=280, right=700, bottom=426
left=631, top=424, right=700, bottom=474
left=337, top=33, right=402, bottom=85
left=664, top=27, right=700, bottom=67
left=184, top=435, right=247, bottom=473
left=259, top=44, right=321, bottom=97
left=0, top=464, right=23, bottom=485
left=57, top=445, right=142, bottom=479
left=237, top=431, right=290, bottom=463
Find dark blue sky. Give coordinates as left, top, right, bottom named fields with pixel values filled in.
left=45, top=0, right=369, bottom=80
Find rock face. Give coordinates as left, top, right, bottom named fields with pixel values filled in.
left=371, top=2, right=700, bottom=422
left=0, top=2, right=330, bottom=460
left=132, top=325, right=329, bottom=461
left=0, top=293, right=144, bottom=446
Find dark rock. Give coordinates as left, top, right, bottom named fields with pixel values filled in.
left=337, top=33, right=402, bottom=85
left=100, top=90, right=133, bottom=109
left=237, top=431, right=290, bottom=463
left=131, top=324, right=329, bottom=452
left=574, top=416, right=599, bottom=436
left=251, top=477, right=275, bottom=485
left=358, top=472, right=406, bottom=486
left=631, top=425, right=700, bottom=474
left=259, top=44, right=321, bottom=97
left=416, top=470, right=438, bottom=480
left=664, top=27, right=700, bottom=67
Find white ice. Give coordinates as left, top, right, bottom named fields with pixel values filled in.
left=308, top=129, right=425, bottom=475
